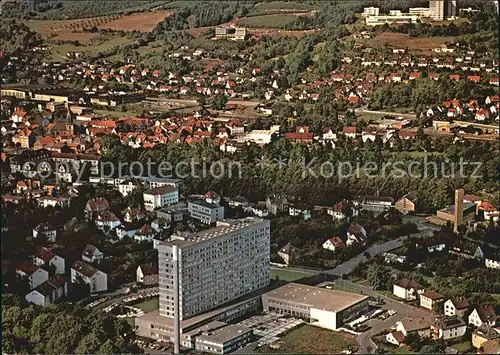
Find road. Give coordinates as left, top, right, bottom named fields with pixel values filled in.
left=332, top=279, right=434, bottom=354
left=354, top=108, right=417, bottom=119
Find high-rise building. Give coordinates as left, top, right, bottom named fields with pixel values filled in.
left=429, top=0, right=445, bottom=20
left=453, top=189, right=464, bottom=232
left=158, top=218, right=271, bottom=320
left=446, top=0, right=457, bottom=19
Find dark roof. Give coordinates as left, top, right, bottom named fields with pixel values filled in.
left=279, top=242, right=297, bottom=255
left=72, top=260, right=98, bottom=277
left=138, top=263, right=158, bottom=276
left=400, top=190, right=418, bottom=203
left=433, top=317, right=466, bottom=330
left=144, top=186, right=178, bottom=195
left=391, top=331, right=406, bottom=343
left=327, top=236, right=345, bottom=248
left=363, top=195, right=395, bottom=203
left=348, top=222, right=365, bottom=235
left=421, top=290, right=443, bottom=300
left=85, top=198, right=109, bottom=212
left=477, top=305, right=497, bottom=323
left=394, top=278, right=424, bottom=290
left=34, top=247, right=56, bottom=262
left=450, top=296, right=469, bottom=310
left=33, top=275, right=66, bottom=297
left=16, top=260, right=39, bottom=275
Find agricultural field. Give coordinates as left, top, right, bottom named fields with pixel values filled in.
left=50, top=35, right=135, bottom=60
left=249, top=28, right=319, bottom=38
left=258, top=324, right=358, bottom=354
left=366, top=32, right=451, bottom=51
left=235, top=14, right=298, bottom=28
left=249, top=1, right=314, bottom=15
left=26, top=15, right=122, bottom=36
left=97, top=11, right=172, bottom=32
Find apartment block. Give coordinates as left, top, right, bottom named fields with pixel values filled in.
left=188, top=198, right=225, bottom=224
left=158, top=218, right=271, bottom=320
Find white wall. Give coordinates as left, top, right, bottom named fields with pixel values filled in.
left=310, top=308, right=338, bottom=330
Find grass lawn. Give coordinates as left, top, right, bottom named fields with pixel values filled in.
left=452, top=341, right=472, bottom=353
left=235, top=14, right=297, bottom=28
left=258, top=324, right=358, bottom=353
left=392, top=346, right=415, bottom=354
left=134, top=297, right=159, bottom=313
left=325, top=281, right=365, bottom=295
left=49, top=36, right=135, bottom=61
left=270, top=268, right=314, bottom=282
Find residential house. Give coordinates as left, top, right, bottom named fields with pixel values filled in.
left=357, top=195, right=394, bottom=212
left=396, top=317, right=431, bottom=338
left=444, top=297, right=469, bottom=317
left=143, top=186, right=179, bottom=211
left=81, top=244, right=103, bottom=264
left=469, top=305, right=498, bottom=328
left=322, top=237, right=345, bottom=252
left=84, top=197, right=110, bottom=220
left=346, top=222, right=367, bottom=246
left=431, top=317, right=467, bottom=340
left=227, top=196, right=249, bottom=208
left=187, top=196, right=225, bottom=225
left=136, top=264, right=159, bottom=285
left=37, top=196, right=71, bottom=209
left=134, top=224, right=156, bottom=243
left=395, top=191, right=418, bottom=215
left=118, top=179, right=143, bottom=196
left=25, top=275, right=68, bottom=306
left=327, top=200, right=357, bottom=221
left=151, top=217, right=169, bottom=232
left=386, top=331, right=406, bottom=346
left=33, top=247, right=65, bottom=275
left=16, top=260, right=49, bottom=290
left=393, top=278, right=425, bottom=301
left=32, top=222, right=57, bottom=242
left=94, top=211, right=121, bottom=231
left=278, top=243, right=297, bottom=266
left=288, top=204, right=312, bottom=220
left=420, top=290, right=444, bottom=311
left=342, top=126, right=357, bottom=138
left=71, top=260, right=107, bottom=293
left=472, top=324, right=500, bottom=350
left=484, top=249, right=500, bottom=270
left=122, top=207, right=146, bottom=223
left=266, top=195, right=289, bottom=216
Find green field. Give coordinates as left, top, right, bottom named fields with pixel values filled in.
left=249, top=1, right=313, bottom=15
left=323, top=281, right=365, bottom=294
left=270, top=268, right=314, bottom=282
left=452, top=341, right=472, bottom=353
left=258, top=324, right=358, bottom=353
left=134, top=297, right=159, bottom=313
left=236, top=14, right=298, bottom=28
left=392, top=346, right=415, bottom=354
left=50, top=36, right=135, bottom=61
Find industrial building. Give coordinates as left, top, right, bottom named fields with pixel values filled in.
left=262, top=283, right=369, bottom=330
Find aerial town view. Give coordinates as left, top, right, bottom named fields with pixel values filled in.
left=0, top=0, right=499, bottom=354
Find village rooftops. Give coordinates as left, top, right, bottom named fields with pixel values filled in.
left=265, top=283, right=368, bottom=313
left=138, top=263, right=158, bottom=276
left=400, top=317, right=431, bottom=332
left=433, top=317, right=466, bottom=330
left=421, top=290, right=443, bottom=300
left=72, top=260, right=99, bottom=278
left=35, top=275, right=66, bottom=297
left=16, top=260, right=39, bottom=274
left=35, top=247, right=55, bottom=262
left=82, top=244, right=100, bottom=259
left=449, top=296, right=469, bottom=310
left=161, top=218, right=266, bottom=248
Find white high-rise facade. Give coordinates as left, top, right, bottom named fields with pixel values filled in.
left=429, top=0, right=445, bottom=20
left=158, top=218, right=271, bottom=320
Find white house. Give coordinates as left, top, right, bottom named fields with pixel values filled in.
left=420, top=290, right=444, bottom=310
left=71, top=260, right=107, bottom=293
left=396, top=317, right=431, bottom=338
left=25, top=275, right=68, bottom=306
left=393, top=278, right=425, bottom=301
left=16, top=261, right=49, bottom=290
left=444, top=297, right=469, bottom=317
left=134, top=224, right=156, bottom=243
left=322, top=237, right=345, bottom=252
left=431, top=318, right=467, bottom=340
left=118, top=179, right=143, bottom=196
left=346, top=222, right=367, bottom=246
left=122, top=207, right=146, bottom=223
left=94, top=211, right=121, bottom=231
left=322, top=128, right=337, bottom=141
left=136, top=264, right=159, bottom=285
left=81, top=244, right=103, bottom=263
left=33, top=247, right=65, bottom=275
left=143, top=186, right=179, bottom=211
left=386, top=331, right=406, bottom=346
left=32, top=223, right=57, bottom=242
left=468, top=306, right=498, bottom=328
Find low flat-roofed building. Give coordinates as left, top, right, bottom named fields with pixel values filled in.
left=195, top=323, right=252, bottom=354
left=262, top=283, right=369, bottom=330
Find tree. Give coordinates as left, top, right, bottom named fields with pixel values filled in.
left=212, top=93, right=228, bottom=110
left=367, top=263, right=390, bottom=291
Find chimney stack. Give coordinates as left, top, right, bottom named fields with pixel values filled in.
left=453, top=189, right=464, bottom=232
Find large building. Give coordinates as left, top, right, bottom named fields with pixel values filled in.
left=262, top=283, right=369, bottom=330
left=187, top=198, right=225, bottom=224
left=429, top=0, right=445, bottom=20
left=158, top=218, right=270, bottom=320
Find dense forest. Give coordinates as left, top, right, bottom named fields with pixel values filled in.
left=0, top=19, right=42, bottom=55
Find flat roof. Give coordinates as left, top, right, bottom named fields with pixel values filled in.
left=195, top=323, right=251, bottom=345
left=160, top=218, right=267, bottom=249
left=263, top=283, right=369, bottom=313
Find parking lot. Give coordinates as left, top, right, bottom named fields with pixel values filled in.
left=237, top=313, right=304, bottom=346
